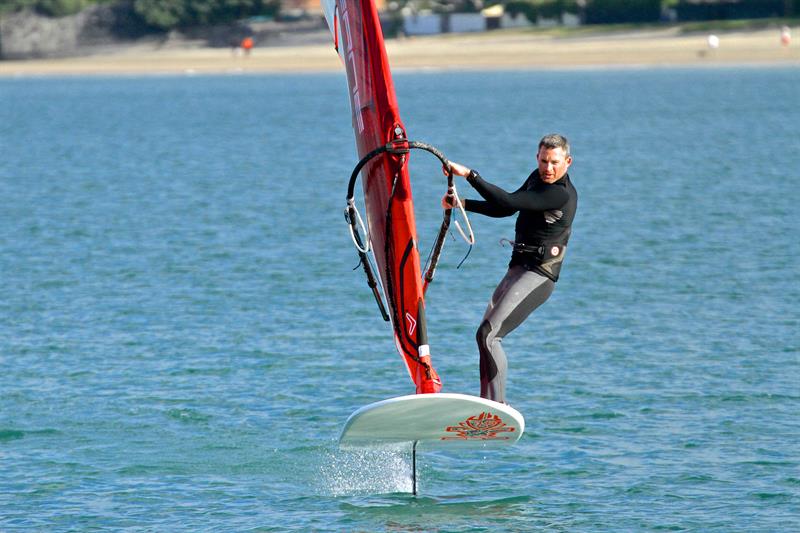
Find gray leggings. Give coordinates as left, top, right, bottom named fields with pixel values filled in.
left=477, top=265, right=555, bottom=404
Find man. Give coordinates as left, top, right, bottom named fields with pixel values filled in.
left=443, top=134, right=578, bottom=404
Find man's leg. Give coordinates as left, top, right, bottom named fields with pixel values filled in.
left=476, top=266, right=555, bottom=403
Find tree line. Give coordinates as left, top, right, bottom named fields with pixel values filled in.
left=0, top=0, right=795, bottom=30
left=0, top=0, right=280, bottom=28
left=505, top=0, right=794, bottom=24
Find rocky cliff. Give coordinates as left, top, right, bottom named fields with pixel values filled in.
left=0, top=3, right=327, bottom=60
left=0, top=2, right=155, bottom=60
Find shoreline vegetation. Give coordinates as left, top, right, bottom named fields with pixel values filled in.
left=1, top=25, right=798, bottom=77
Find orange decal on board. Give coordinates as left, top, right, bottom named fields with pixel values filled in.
left=442, top=412, right=516, bottom=440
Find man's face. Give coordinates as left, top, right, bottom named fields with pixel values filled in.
left=537, top=146, right=572, bottom=184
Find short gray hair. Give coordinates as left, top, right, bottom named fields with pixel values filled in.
left=539, top=134, right=570, bottom=157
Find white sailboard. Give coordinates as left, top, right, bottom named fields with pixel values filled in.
left=340, top=393, right=524, bottom=448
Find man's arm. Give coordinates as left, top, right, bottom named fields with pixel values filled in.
left=462, top=198, right=516, bottom=218
left=467, top=170, right=569, bottom=212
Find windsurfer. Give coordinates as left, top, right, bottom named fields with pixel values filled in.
left=443, top=134, right=578, bottom=404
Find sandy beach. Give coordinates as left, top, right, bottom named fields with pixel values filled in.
left=1, top=27, right=798, bottom=76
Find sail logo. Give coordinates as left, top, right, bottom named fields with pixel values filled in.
left=442, top=412, right=516, bottom=440
left=405, top=313, right=417, bottom=337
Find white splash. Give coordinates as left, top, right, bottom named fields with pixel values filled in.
left=317, top=445, right=415, bottom=495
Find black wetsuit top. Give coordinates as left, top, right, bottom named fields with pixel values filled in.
left=464, top=169, right=578, bottom=282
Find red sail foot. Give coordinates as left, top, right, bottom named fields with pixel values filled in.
left=415, top=356, right=442, bottom=394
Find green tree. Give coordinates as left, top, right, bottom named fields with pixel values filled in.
left=133, top=0, right=187, bottom=29
left=36, top=0, right=92, bottom=17
left=0, top=0, right=114, bottom=17
left=584, top=0, right=661, bottom=24
left=3, top=0, right=36, bottom=15
left=132, top=0, right=279, bottom=30
left=504, top=0, right=579, bottom=24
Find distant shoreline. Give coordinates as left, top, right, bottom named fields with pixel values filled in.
left=1, top=27, right=797, bottom=77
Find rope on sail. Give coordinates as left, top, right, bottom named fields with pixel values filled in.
left=344, top=139, right=475, bottom=315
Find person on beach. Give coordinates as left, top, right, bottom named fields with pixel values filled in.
left=241, top=36, right=254, bottom=56
left=443, top=134, right=578, bottom=404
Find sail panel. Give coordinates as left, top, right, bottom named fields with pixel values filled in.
left=324, top=0, right=441, bottom=393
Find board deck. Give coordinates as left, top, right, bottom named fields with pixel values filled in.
left=339, top=393, right=524, bottom=448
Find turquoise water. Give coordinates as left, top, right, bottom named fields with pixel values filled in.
left=1, top=68, right=798, bottom=531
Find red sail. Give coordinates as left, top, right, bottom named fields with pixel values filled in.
left=326, top=0, right=441, bottom=393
